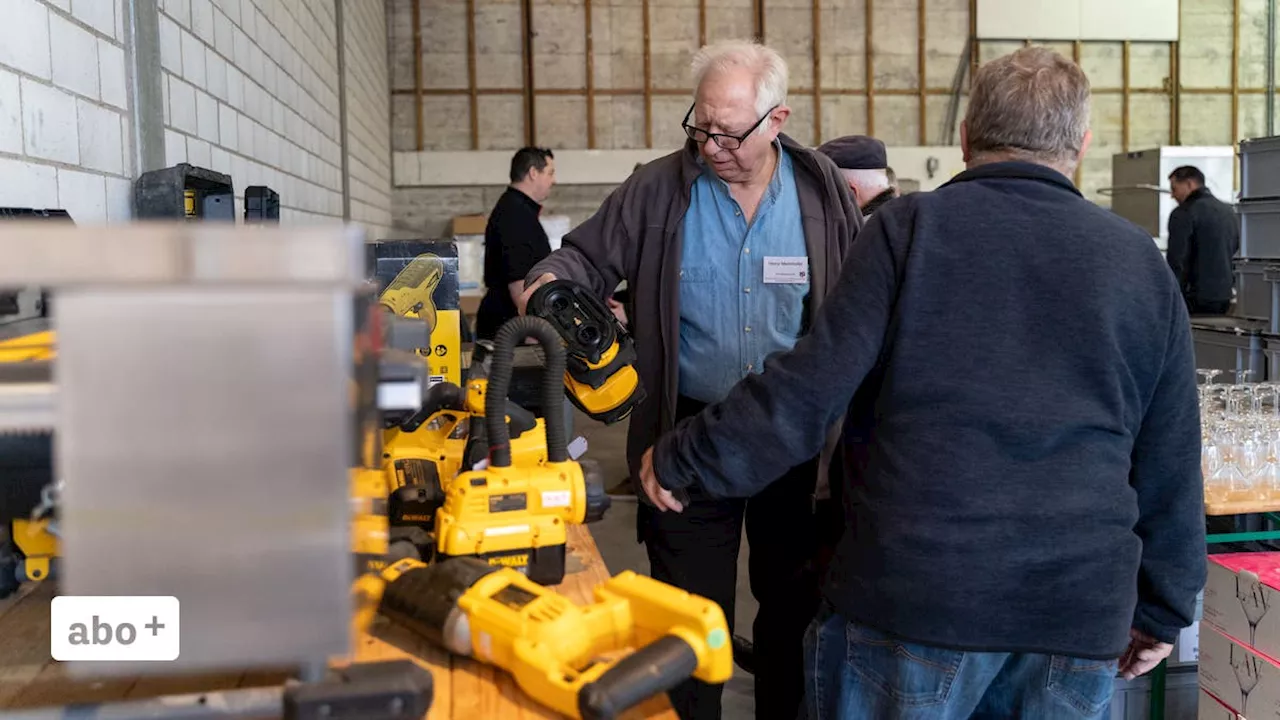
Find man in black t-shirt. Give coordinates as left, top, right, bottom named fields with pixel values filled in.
left=476, top=147, right=557, bottom=340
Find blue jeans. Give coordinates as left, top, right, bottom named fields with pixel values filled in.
left=803, top=608, right=1119, bottom=719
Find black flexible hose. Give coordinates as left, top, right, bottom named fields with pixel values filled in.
left=486, top=316, right=568, bottom=467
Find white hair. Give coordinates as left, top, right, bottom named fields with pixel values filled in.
left=690, top=39, right=789, bottom=123
left=842, top=168, right=892, bottom=197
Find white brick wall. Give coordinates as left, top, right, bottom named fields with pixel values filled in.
left=343, top=0, right=392, bottom=236
left=0, top=0, right=391, bottom=230
left=160, top=0, right=347, bottom=224
left=0, top=0, right=132, bottom=224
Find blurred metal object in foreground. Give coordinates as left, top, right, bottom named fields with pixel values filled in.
left=0, top=659, right=434, bottom=720
left=0, top=222, right=365, bottom=678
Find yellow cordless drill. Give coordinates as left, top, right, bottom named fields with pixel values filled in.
left=525, top=279, right=645, bottom=426
left=360, top=555, right=733, bottom=720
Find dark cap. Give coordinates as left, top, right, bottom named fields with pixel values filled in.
left=816, top=135, right=887, bottom=170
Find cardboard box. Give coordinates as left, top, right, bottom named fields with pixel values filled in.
left=451, top=214, right=487, bottom=237
left=1205, top=553, right=1280, bottom=660
left=1200, top=688, right=1244, bottom=719
left=1199, top=624, right=1279, bottom=719
left=366, top=240, right=462, bottom=388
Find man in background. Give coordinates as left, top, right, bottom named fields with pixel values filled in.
left=475, top=147, right=557, bottom=340
left=520, top=39, right=860, bottom=720
left=641, top=45, right=1204, bottom=718
left=816, top=135, right=898, bottom=216
left=1167, top=165, right=1238, bottom=315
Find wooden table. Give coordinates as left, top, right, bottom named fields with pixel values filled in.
left=0, top=525, right=677, bottom=719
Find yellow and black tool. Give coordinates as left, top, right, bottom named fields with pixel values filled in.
left=379, top=253, right=444, bottom=331
left=525, top=280, right=644, bottom=425
left=0, top=325, right=58, bottom=599
left=366, top=555, right=732, bottom=720
left=427, top=316, right=609, bottom=584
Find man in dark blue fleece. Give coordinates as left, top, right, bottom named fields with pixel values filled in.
left=640, top=46, right=1205, bottom=719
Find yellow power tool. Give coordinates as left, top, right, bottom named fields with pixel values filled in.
left=0, top=325, right=58, bottom=599
left=362, top=555, right=732, bottom=720
left=398, top=316, right=610, bottom=584
left=525, top=279, right=645, bottom=425
left=378, top=253, right=444, bottom=331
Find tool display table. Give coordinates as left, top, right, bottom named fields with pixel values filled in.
left=0, top=525, right=677, bottom=719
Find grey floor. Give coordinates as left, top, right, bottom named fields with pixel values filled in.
left=571, top=409, right=757, bottom=718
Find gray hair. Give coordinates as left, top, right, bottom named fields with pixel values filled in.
left=964, top=46, right=1091, bottom=170
left=842, top=168, right=892, bottom=197
left=690, top=39, right=788, bottom=123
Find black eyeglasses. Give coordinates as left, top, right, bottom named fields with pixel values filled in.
left=681, top=103, right=778, bottom=150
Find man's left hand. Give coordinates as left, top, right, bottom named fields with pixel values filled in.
left=1118, top=629, right=1174, bottom=680
left=640, top=447, right=684, bottom=513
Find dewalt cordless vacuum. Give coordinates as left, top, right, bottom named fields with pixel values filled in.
left=525, top=279, right=645, bottom=425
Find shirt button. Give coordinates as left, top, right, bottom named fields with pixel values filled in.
left=744, top=248, right=750, bottom=254
left=747, top=364, right=754, bottom=371
left=744, top=287, right=751, bottom=293
left=744, top=326, right=751, bottom=333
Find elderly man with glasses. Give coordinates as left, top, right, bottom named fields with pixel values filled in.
left=518, top=39, right=860, bottom=720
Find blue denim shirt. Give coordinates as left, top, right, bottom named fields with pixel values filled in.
left=677, top=145, right=810, bottom=404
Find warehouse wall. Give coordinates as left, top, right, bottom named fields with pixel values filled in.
left=0, top=0, right=391, bottom=234
left=342, top=0, right=393, bottom=233
left=0, top=0, right=133, bottom=224
left=390, top=0, right=1280, bottom=235
left=159, top=0, right=344, bottom=224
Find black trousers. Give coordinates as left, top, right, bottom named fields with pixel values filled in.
left=638, top=395, right=821, bottom=720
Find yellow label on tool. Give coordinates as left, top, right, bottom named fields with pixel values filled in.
left=183, top=190, right=197, bottom=217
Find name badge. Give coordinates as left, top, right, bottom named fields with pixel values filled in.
left=763, top=256, right=809, bottom=284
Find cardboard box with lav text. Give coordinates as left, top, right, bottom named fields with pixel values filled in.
left=1200, top=623, right=1277, bottom=719
left=1205, top=553, right=1280, bottom=662
left=366, top=240, right=462, bottom=388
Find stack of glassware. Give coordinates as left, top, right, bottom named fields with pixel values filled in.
left=1199, top=368, right=1280, bottom=506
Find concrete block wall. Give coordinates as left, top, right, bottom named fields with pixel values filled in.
left=342, top=0, right=393, bottom=235
left=0, top=0, right=133, bottom=224
left=158, top=0, right=346, bottom=224
left=0, top=0, right=391, bottom=234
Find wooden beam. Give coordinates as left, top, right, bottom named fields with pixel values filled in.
left=643, top=0, right=652, bottom=148
left=521, top=0, right=536, bottom=145
left=466, top=0, right=478, bottom=150
left=1170, top=40, right=1180, bottom=144
left=754, top=0, right=765, bottom=42
left=698, top=0, right=707, bottom=47
left=968, top=0, right=979, bottom=90
left=1122, top=40, right=1130, bottom=152
left=1232, top=0, right=1241, bottom=162
left=1072, top=40, right=1082, bottom=188
left=412, top=0, right=423, bottom=151
left=585, top=0, right=595, bottom=149
left=918, top=0, right=927, bottom=144
left=812, top=0, right=822, bottom=143
left=866, top=0, right=875, bottom=136
left=390, top=86, right=1181, bottom=98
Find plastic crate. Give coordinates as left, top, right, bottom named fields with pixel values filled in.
left=1241, top=135, right=1280, bottom=200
